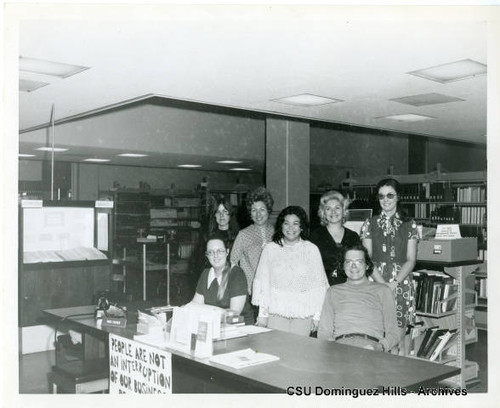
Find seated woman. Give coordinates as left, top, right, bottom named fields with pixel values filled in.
left=252, top=206, right=329, bottom=336
left=310, top=190, right=361, bottom=285
left=317, top=244, right=399, bottom=352
left=191, top=235, right=254, bottom=325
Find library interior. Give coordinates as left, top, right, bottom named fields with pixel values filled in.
left=8, top=8, right=491, bottom=398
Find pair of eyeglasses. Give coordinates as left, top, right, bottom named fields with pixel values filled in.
left=216, top=210, right=229, bottom=216
left=206, top=249, right=227, bottom=258
left=343, top=259, right=365, bottom=267
left=378, top=193, right=397, bottom=200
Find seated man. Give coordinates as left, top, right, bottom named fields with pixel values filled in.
left=318, top=244, right=399, bottom=352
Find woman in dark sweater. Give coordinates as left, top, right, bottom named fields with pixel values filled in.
left=310, top=191, right=360, bottom=286
left=191, top=235, right=253, bottom=325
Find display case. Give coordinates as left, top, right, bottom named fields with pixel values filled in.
left=19, top=200, right=113, bottom=327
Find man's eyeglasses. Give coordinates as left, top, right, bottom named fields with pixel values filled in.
left=378, top=193, right=397, bottom=200
left=344, top=259, right=365, bottom=267
left=206, top=249, right=227, bottom=258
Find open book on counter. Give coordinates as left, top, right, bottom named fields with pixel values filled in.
left=209, top=348, right=279, bottom=369
left=23, top=246, right=108, bottom=263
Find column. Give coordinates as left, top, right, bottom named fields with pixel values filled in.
left=265, top=118, right=310, bottom=217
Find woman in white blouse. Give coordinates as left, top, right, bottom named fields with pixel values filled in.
left=252, top=206, right=329, bottom=336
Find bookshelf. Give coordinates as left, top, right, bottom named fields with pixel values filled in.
left=412, top=260, right=481, bottom=389
left=100, top=188, right=203, bottom=301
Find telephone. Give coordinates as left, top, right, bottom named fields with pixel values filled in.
left=96, top=296, right=127, bottom=318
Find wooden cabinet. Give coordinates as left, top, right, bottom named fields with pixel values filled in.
left=20, top=262, right=111, bottom=327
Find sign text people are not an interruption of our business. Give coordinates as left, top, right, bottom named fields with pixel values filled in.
left=108, top=334, right=172, bottom=394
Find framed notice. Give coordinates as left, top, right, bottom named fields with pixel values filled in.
left=109, top=334, right=172, bottom=394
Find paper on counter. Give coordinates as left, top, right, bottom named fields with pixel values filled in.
left=209, top=348, right=279, bottom=369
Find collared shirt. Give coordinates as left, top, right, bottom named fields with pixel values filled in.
left=206, top=267, right=223, bottom=289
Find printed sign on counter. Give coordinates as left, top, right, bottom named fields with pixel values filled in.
left=109, top=334, right=172, bottom=394
left=435, top=224, right=462, bottom=240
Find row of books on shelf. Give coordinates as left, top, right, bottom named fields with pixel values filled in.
left=474, top=278, right=487, bottom=299
left=409, top=203, right=486, bottom=225
left=163, top=197, right=201, bottom=207
left=414, top=271, right=458, bottom=315
left=151, top=207, right=202, bottom=219
left=408, top=324, right=458, bottom=361
left=477, top=249, right=487, bottom=261
left=458, top=206, right=486, bottom=225
left=150, top=219, right=201, bottom=228
left=352, top=183, right=485, bottom=203
left=456, top=186, right=486, bottom=203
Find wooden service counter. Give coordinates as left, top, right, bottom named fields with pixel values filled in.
left=44, top=305, right=460, bottom=394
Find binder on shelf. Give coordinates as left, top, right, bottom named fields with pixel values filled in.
left=416, top=326, right=439, bottom=357
left=429, top=329, right=458, bottom=361
left=422, top=328, right=449, bottom=359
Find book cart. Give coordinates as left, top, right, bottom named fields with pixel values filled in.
left=411, top=259, right=480, bottom=389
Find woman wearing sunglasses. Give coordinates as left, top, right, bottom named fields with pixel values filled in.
left=191, top=235, right=254, bottom=325
left=360, top=178, right=418, bottom=354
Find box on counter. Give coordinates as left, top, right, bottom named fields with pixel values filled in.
left=417, top=237, right=478, bottom=263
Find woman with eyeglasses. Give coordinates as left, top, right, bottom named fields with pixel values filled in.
left=252, top=206, right=329, bottom=336
left=191, top=235, right=254, bottom=324
left=310, top=190, right=361, bottom=286
left=360, top=178, right=418, bottom=353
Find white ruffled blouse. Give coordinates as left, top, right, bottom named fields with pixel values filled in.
left=252, top=239, right=329, bottom=320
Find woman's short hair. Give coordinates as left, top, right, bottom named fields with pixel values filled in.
left=272, top=205, right=310, bottom=245
left=246, top=186, right=274, bottom=214
left=317, top=190, right=349, bottom=226
left=376, top=178, right=401, bottom=196
left=376, top=177, right=410, bottom=220
left=341, top=243, right=374, bottom=276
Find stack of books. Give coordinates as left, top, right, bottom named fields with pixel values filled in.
left=409, top=326, right=458, bottom=361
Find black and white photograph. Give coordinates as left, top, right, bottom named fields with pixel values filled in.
left=1, top=2, right=499, bottom=407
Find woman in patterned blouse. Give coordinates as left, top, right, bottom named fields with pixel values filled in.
left=360, top=178, right=418, bottom=354
left=230, top=186, right=275, bottom=296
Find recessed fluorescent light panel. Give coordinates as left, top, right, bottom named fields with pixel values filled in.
left=118, top=153, right=149, bottom=158
left=19, top=153, right=36, bottom=157
left=272, top=93, right=343, bottom=107
left=216, top=160, right=243, bottom=164
left=408, top=59, right=486, bottom=84
left=377, top=114, right=435, bottom=122
left=390, top=93, right=464, bottom=107
left=230, top=168, right=252, bottom=171
left=83, top=158, right=110, bottom=163
left=19, top=78, right=49, bottom=93
left=36, top=147, right=69, bottom=152
left=19, top=56, right=90, bottom=79
left=178, top=164, right=201, bottom=168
